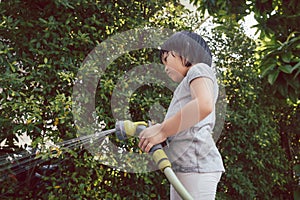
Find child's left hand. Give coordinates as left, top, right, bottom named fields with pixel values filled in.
left=138, top=124, right=167, bottom=153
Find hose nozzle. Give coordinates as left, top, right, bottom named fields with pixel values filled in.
left=115, top=120, right=148, bottom=140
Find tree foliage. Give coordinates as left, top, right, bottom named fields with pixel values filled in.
left=191, top=0, right=300, bottom=102
left=190, top=0, right=299, bottom=198
left=205, top=22, right=295, bottom=199
left=0, top=0, right=298, bottom=199
left=0, top=0, right=199, bottom=199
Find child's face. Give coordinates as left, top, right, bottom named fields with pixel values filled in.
left=161, top=51, right=190, bottom=82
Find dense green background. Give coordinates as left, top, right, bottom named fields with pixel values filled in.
left=0, top=0, right=299, bottom=199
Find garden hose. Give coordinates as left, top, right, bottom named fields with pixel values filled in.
left=115, top=120, right=193, bottom=200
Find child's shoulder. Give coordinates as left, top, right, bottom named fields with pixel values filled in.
left=186, top=63, right=216, bottom=83
left=188, top=63, right=213, bottom=75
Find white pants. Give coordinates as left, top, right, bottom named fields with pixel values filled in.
left=170, top=172, right=222, bottom=200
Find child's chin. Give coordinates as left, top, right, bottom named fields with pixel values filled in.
left=172, top=77, right=182, bottom=83
left=168, top=73, right=183, bottom=82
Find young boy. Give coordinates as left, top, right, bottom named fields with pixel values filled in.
left=138, top=31, right=225, bottom=200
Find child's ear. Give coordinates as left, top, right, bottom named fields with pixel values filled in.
left=170, top=51, right=176, bottom=57
left=181, top=57, right=192, bottom=67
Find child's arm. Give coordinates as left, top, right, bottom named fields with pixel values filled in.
left=139, top=77, right=214, bottom=152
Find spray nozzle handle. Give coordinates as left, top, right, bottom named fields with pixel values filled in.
left=115, top=120, right=171, bottom=171
left=115, top=120, right=164, bottom=152
left=115, top=120, right=147, bottom=140
left=149, top=143, right=163, bottom=153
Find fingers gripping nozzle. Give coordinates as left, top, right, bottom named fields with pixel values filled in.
left=115, top=120, right=171, bottom=171
left=115, top=120, right=148, bottom=140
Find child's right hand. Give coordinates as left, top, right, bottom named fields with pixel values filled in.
left=138, top=124, right=167, bottom=153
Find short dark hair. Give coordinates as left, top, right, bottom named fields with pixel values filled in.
left=160, top=31, right=212, bottom=67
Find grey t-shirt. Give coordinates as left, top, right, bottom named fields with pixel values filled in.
left=164, top=63, right=225, bottom=173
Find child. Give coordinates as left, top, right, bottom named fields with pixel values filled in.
left=138, top=31, right=225, bottom=200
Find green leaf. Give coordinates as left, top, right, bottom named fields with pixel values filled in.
left=288, top=89, right=299, bottom=103
left=9, top=63, right=16, bottom=72
left=38, top=18, right=48, bottom=24
left=279, top=64, right=293, bottom=74
left=281, top=52, right=292, bottom=63
left=268, top=70, right=279, bottom=85
left=292, top=61, right=300, bottom=71
left=261, top=62, right=276, bottom=77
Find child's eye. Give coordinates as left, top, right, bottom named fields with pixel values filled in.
left=163, top=52, right=169, bottom=62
